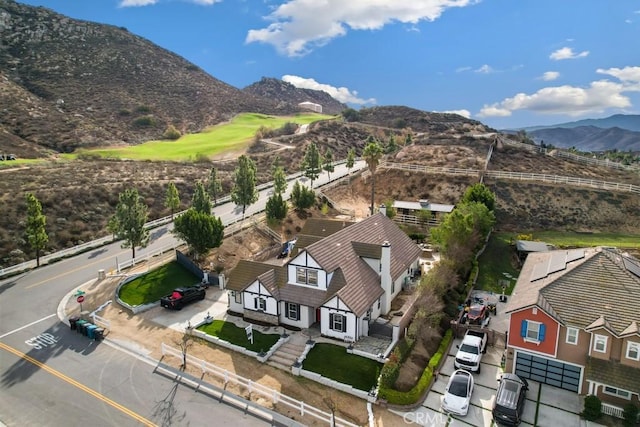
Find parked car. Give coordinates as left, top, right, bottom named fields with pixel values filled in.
left=441, top=369, right=474, bottom=416
left=454, top=329, right=488, bottom=373
left=465, top=302, right=490, bottom=325
left=492, top=373, right=529, bottom=426
left=160, top=285, right=206, bottom=310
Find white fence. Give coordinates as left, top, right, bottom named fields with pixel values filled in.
left=116, top=242, right=181, bottom=272
left=380, top=161, right=640, bottom=195
left=601, top=402, right=624, bottom=419
left=160, top=343, right=359, bottom=427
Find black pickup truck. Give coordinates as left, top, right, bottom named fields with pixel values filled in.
left=160, top=285, right=206, bottom=310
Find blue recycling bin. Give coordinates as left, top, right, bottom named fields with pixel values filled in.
left=86, top=324, right=98, bottom=339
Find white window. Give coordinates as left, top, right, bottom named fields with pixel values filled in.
left=626, top=341, right=640, bottom=361
left=286, top=302, right=300, bottom=321
left=603, top=386, right=631, bottom=400
left=255, top=297, right=266, bottom=311
left=296, top=267, right=318, bottom=286
left=520, top=320, right=546, bottom=343
left=593, top=334, right=608, bottom=353
left=566, top=327, right=579, bottom=345
left=527, top=321, right=540, bottom=340
left=330, top=313, right=346, bottom=332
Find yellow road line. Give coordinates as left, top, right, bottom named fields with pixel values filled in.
left=0, top=341, right=156, bottom=426
left=24, top=252, right=121, bottom=290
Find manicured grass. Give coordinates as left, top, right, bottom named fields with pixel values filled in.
left=197, top=320, right=280, bottom=353
left=476, top=231, right=640, bottom=294
left=302, top=343, right=381, bottom=391
left=66, top=112, right=335, bottom=161
left=508, top=230, right=640, bottom=249
left=118, top=261, right=200, bottom=306
left=476, top=233, right=521, bottom=294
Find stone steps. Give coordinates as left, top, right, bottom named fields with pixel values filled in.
left=266, top=341, right=307, bottom=371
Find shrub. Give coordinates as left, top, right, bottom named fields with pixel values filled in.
left=136, top=105, right=152, bottom=113
left=378, top=330, right=452, bottom=405
left=162, top=124, right=181, bottom=140
left=133, top=115, right=155, bottom=127
left=582, top=395, right=602, bottom=421
left=623, top=403, right=639, bottom=427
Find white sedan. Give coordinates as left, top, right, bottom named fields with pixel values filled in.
left=441, top=369, right=474, bottom=416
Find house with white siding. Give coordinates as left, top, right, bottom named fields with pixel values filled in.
left=226, top=213, right=421, bottom=342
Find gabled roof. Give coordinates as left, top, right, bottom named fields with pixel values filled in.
left=507, top=247, right=640, bottom=336
left=290, top=218, right=354, bottom=256
left=305, top=213, right=421, bottom=316
left=227, top=213, right=421, bottom=318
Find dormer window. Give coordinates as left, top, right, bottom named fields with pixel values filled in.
left=626, top=341, right=640, bottom=361
left=296, top=267, right=318, bottom=286
left=593, top=334, right=608, bottom=353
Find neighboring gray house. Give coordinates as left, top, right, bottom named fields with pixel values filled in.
left=225, top=213, right=421, bottom=342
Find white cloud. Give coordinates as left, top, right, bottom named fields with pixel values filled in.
left=478, top=105, right=511, bottom=117
left=456, top=66, right=472, bottom=73
left=597, top=66, right=640, bottom=84
left=540, top=71, right=560, bottom=81
left=282, top=75, right=376, bottom=105
left=440, top=109, right=471, bottom=118
left=246, top=0, right=478, bottom=57
left=550, top=47, right=589, bottom=60
left=475, top=64, right=494, bottom=74
left=119, top=0, right=157, bottom=6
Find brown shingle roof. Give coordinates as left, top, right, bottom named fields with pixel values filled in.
left=306, top=213, right=421, bottom=316
left=586, top=357, right=640, bottom=394
left=226, top=260, right=286, bottom=292
left=300, top=218, right=354, bottom=237
left=507, top=247, right=640, bottom=336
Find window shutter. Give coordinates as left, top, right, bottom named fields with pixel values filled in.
left=520, top=320, right=528, bottom=337
left=330, top=313, right=334, bottom=328
left=254, top=298, right=258, bottom=309
left=341, top=315, right=347, bottom=332
left=539, top=324, right=546, bottom=342
left=296, top=305, right=300, bottom=321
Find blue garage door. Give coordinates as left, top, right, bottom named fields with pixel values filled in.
left=515, top=352, right=581, bottom=392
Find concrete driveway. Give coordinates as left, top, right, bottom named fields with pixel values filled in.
left=392, top=338, right=585, bottom=426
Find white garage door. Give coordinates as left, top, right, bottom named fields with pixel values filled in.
left=515, top=352, right=581, bottom=392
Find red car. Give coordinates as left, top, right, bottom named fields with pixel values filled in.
left=466, top=303, right=489, bottom=325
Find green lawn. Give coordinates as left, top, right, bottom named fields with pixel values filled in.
left=197, top=320, right=280, bottom=353
left=66, top=112, right=335, bottom=161
left=302, top=343, right=381, bottom=391
left=118, top=261, right=200, bottom=306
left=476, top=231, right=640, bottom=294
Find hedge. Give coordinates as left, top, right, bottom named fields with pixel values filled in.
left=378, top=329, right=453, bottom=405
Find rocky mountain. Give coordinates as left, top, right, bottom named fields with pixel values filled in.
left=0, top=0, right=302, bottom=154
left=522, top=114, right=640, bottom=132
left=243, top=77, right=347, bottom=115
left=528, top=126, right=640, bottom=152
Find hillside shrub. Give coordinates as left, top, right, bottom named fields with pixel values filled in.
left=623, top=403, right=639, bottom=427
left=582, top=395, right=602, bottom=421
left=133, top=115, right=155, bottom=127
left=136, top=105, right=152, bottom=113
left=162, top=124, right=181, bottom=140
left=378, top=329, right=452, bottom=405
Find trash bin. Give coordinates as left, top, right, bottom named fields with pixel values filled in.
left=76, top=319, right=87, bottom=334
left=86, top=324, right=98, bottom=339
left=94, top=328, right=104, bottom=341
left=69, top=316, right=80, bottom=330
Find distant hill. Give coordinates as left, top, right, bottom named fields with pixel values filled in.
left=522, top=114, right=640, bottom=132
left=0, top=0, right=310, bottom=154
left=243, top=77, right=347, bottom=115
left=527, top=126, right=640, bottom=152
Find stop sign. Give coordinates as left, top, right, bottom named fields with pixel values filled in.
left=77, top=295, right=85, bottom=303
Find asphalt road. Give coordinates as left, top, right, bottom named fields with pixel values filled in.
left=0, top=161, right=365, bottom=426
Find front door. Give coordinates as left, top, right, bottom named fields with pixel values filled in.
left=316, top=308, right=321, bottom=323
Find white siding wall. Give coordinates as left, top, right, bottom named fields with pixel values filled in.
left=321, top=297, right=357, bottom=341
left=287, top=252, right=328, bottom=290
left=362, top=257, right=379, bottom=273
left=228, top=290, right=244, bottom=313
left=242, top=280, right=278, bottom=316
left=279, top=303, right=314, bottom=329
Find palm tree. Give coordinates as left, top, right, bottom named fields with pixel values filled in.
left=362, top=140, right=383, bottom=216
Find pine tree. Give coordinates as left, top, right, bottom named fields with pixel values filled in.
left=192, top=182, right=212, bottom=214
left=165, top=182, right=180, bottom=219
left=110, top=188, right=149, bottom=258
left=322, top=147, right=335, bottom=181
left=231, top=155, right=258, bottom=217
left=207, top=167, right=223, bottom=205
left=272, top=166, right=288, bottom=195
left=25, top=192, right=48, bottom=267
left=302, top=142, right=322, bottom=188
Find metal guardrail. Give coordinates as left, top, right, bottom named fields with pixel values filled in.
left=161, top=343, right=359, bottom=427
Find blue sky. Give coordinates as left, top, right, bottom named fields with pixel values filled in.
left=18, top=0, right=640, bottom=129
